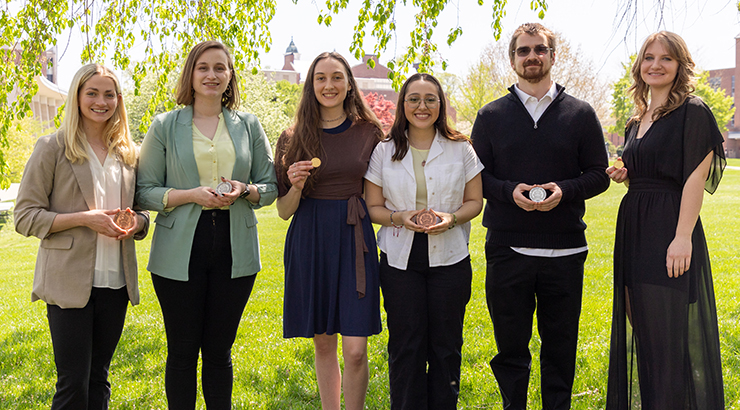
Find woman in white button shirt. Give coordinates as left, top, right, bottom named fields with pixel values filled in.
left=364, top=73, right=484, bottom=409
left=14, top=64, right=149, bottom=409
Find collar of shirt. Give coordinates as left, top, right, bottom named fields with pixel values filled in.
left=513, top=81, right=558, bottom=123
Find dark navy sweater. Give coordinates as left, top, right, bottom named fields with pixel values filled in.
left=471, top=84, right=610, bottom=249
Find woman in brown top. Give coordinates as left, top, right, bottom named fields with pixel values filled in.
left=275, top=51, right=383, bottom=410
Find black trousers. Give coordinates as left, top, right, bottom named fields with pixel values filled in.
left=485, top=242, right=587, bottom=410
left=47, top=286, right=129, bottom=410
left=380, top=233, right=472, bottom=410
left=151, top=210, right=257, bottom=410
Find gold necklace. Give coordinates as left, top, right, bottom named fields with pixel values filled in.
left=321, top=114, right=346, bottom=123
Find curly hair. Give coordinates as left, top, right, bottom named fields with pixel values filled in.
left=628, top=31, right=696, bottom=126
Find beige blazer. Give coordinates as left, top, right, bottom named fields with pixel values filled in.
left=14, top=132, right=149, bottom=309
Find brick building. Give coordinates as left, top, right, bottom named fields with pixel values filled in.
left=708, top=34, right=739, bottom=158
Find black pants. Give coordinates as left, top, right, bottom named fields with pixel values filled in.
left=380, top=233, right=472, bottom=410
left=485, top=243, right=586, bottom=410
left=151, top=210, right=257, bottom=410
left=47, top=287, right=129, bottom=410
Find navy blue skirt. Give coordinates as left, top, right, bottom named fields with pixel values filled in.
left=283, top=197, right=381, bottom=338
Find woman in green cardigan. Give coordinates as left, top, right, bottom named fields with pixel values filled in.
left=136, top=41, right=277, bottom=409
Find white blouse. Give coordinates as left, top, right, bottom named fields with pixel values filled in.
left=364, top=131, right=484, bottom=270
left=85, top=142, right=125, bottom=289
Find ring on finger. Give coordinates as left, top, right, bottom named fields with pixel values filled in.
left=293, top=172, right=296, bottom=177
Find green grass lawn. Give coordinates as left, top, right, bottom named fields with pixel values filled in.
left=1, top=166, right=739, bottom=409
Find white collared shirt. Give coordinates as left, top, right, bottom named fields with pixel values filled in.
left=85, top=142, right=125, bottom=289
left=511, top=82, right=588, bottom=257
left=364, top=131, right=484, bottom=270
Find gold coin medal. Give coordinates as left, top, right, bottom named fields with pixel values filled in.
left=613, top=157, right=625, bottom=169
left=311, top=157, right=322, bottom=168
left=113, top=210, right=135, bottom=230
left=216, top=181, right=233, bottom=196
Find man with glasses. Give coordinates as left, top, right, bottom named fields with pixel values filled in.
left=471, top=23, right=609, bottom=410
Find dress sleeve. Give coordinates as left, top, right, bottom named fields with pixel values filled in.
left=683, top=97, right=726, bottom=194
left=364, top=141, right=385, bottom=187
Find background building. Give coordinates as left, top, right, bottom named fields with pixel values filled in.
left=708, top=34, right=739, bottom=158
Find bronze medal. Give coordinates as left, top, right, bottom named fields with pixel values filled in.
left=216, top=181, right=233, bottom=196
left=529, top=186, right=547, bottom=203
left=413, top=209, right=441, bottom=228
left=114, top=210, right=135, bottom=230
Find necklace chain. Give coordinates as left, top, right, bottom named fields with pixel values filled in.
left=321, top=113, right=346, bottom=123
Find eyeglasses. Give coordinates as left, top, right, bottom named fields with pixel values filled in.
left=405, top=96, right=440, bottom=109
left=513, top=45, right=552, bottom=57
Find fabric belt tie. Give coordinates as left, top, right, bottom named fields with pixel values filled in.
left=346, top=196, right=368, bottom=299
left=628, top=178, right=682, bottom=193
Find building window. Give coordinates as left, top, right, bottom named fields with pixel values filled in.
left=732, top=76, right=735, bottom=99
left=707, top=77, right=721, bottom=90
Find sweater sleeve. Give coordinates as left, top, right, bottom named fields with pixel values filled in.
left=553, top=104, right=610, bottom=202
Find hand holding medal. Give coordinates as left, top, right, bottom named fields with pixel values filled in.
left=607, top=157, right=629, bottom=184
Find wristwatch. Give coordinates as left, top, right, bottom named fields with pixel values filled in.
left=239, top=184, right=251, bottom=199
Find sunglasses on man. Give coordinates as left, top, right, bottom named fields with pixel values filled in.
left=513, top=45, right=553, bottom=57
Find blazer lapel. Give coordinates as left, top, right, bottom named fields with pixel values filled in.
left=223, top=107, right=249, bottom=180
left=70, top=161, right=96, bottom=210
left=121, top=163, right=134, bottom=209
left=174, top=106, right=202, bottom=187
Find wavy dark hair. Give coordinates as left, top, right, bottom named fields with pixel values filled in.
left=175, top=41, right=240, bottom=109
left=387, top=73, right=468, bottom=161
left=628, top=31, right=696, bottom=126
left=279, top=51, right=381, bottom=192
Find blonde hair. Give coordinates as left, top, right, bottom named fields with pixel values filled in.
left=175, top=41, right=240, bottom=109
left=629, top=31, right=696, bottom=126
left=60, top=64, right=136, bottom=166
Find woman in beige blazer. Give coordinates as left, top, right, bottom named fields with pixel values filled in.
left=14, top=64, right=149, bottom=409
left=136, top=41, right=277, bottom=409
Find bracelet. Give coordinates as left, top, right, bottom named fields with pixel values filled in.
left=390, top=210, right=402, bottom=228
left=448, top=213, right=457, bottom=230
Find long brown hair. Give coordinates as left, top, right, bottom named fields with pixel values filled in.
left=628, top=31, right=696, bottom=126
left=60, top=64, right=137, bottom=167
left=280, top=52, right=381, bottom=192
left=388, top=73, right=468, bottom=161
left=175, top=41, right=240, bottom=109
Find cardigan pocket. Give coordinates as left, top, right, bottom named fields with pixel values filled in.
left=154, top=213, right=175, bottom=229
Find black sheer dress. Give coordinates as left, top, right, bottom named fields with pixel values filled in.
left=606, top=96, right=726, bottom=409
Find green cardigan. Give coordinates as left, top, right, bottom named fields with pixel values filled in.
left=135, top=106, right=277, bottom=280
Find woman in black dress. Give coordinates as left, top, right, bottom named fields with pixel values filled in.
left=275, top=51, right=383, bottom=410
left=605, top=31, right=725, bottom=409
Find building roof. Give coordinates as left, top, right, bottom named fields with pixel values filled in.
left=286, top=38, right=298, bottom=54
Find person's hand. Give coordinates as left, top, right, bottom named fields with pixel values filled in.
left=533, top=182, right=562, bottom=212
left=114, top=208, right=140, bottom=240
left=84, top=209, right=127, bottom=238
left=513, top=183, right=537, bottom=211
left=606, top=166, right=629, bottom=184
left=191, top=185, right=233, bottom=208
left=287, top=160, right=315, bottom=191
left=666, top=235, right=692, bottom=278
left=398, top=210, right=424, bottom=232
left=218, top=176, right=244, bottom=205
left=425, top=210, right=453, bottom=235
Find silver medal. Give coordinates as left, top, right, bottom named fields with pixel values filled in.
left=529, top=186, right=546, bottom=202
